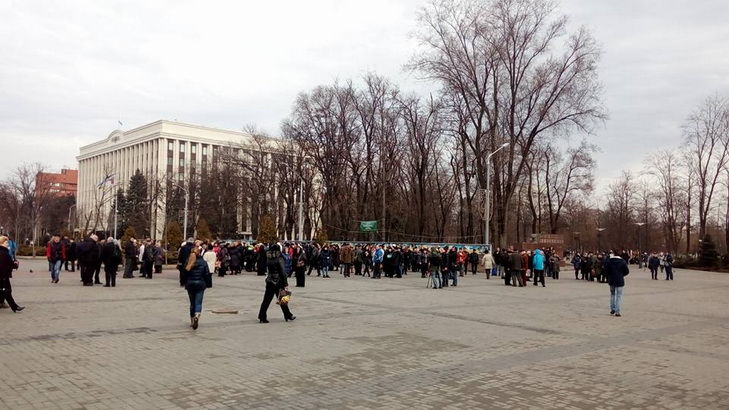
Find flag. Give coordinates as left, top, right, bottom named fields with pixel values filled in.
left=98, top=174, right=117, bottom=189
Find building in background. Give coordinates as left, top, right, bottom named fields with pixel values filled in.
left=35, top=169, right=78, bottom=198
left=77, top=120, right=313, bottom=241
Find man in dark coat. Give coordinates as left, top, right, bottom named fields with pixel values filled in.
left=77, top=234, right=100, bottom=286
left=123, top=238, right=137, bottom=278
left=604, top=251, right=629, bottom=317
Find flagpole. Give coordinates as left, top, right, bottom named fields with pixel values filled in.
left=113, top=184, right=118, bottom=239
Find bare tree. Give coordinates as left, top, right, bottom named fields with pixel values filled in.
left=645, top=149, right=687, bottom=254
left=683, top=94, right=729, bottom=239
left=410, top=0, right=606, bottom=246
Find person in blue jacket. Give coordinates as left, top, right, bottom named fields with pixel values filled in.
left=180, top=247, right=212, bottom=330
left=532, top=248, right=546, bottom=287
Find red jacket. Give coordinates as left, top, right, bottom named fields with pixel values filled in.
left=46, top=241, right=66, bottom=262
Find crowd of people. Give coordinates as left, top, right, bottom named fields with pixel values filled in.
left=2, top=230, right=655, bottom=321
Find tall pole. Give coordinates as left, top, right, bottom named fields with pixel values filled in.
left=183, top=187, right=189, bottom=241
left=298, top=177, right=304, bottom=241
left=113, top=186, right=118, bottom=239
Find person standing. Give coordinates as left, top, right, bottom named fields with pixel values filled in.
left=353, top=244, right=364, bottom=276
left=363, top=247, right=372, bottom=277
left=123, top=238, right=137, bottom=278
left=320, top=245, right=332, bottom=278
left=508, top=247, right=524, bottom=287
left=0, top=236, right=23, bottom=313
left=180, top=247, right=212, bottom=330
left=532, top=248, right=546, bottom=287
left=428, top=247, right=442, bottom=289
left=372, top=245, right=384, bottom=279
left=257, top=244, right=295, bottom=323
left=77, top=234, right=100, bottom=286
left=664, top=253, right=674, bottom=280
left=65, top=238, right=77, bottom=272
left=648, top=254, right=660, bottom=280
left=46, top=234, right=66, bottom=284
left=293, top=245, right=307, bottom=287
left=604, top=251, right=629, bottom=317
left=154, top=240, right=166, bottom=274
left=101, top=238, right=122, bottom=287
left=341, top=243, right=353, bottom=278
left=93, top=238, right=105, bottom=284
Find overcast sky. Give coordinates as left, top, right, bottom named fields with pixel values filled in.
left=2, top=0, right=729, bottom=190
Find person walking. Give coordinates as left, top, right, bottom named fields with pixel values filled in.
left=257, top=244, right=295, bottom=323
left=320, top=245, right=332, bottom=278
left=468, top=249, right=479, bottom=275
left=604, top=251, right=630, bottom=317
left=180, top=247, right=212, bottom=330
left=46, top=234, right=66, bottom=284
left=0, top=235, right=23, bottom=313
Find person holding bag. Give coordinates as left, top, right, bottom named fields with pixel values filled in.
left=180, top=247, right=212, bottom=330
left=258, top=243, right=295, bottom=323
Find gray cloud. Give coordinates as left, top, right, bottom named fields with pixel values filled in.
left=1, top=0, right=728, bottom=191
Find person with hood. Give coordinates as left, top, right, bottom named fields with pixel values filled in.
left=604, top=251, right=630, bottom=317
left=293, top=244, right=307, bottom=287
left=257, top=243, right=295, bottom=323
left=340, top=243, right=353, bottom=278
left=180, top=247, right=212, bottom=329
left=532, top=248, right=546, bottom=287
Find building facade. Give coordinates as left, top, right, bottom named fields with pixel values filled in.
left=77, top=120, right=295, bottom=240
left=36, top=168, right=78, bottom=197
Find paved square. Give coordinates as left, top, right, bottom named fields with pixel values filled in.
left=2, top=260, right=729, bottom=409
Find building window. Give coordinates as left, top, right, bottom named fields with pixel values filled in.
left=168, top=141, right=174, bottom=151
left=191, top=143, right=197, bottom=154
left=179, top=142, right=185, bottom=153
left=202, top=145, right=208, bottom=155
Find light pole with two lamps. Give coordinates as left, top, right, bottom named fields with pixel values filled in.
left=484, top=142, right=510, bottom=248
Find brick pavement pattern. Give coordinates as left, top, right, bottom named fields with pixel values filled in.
left=1, top=260, right=728, bottom=409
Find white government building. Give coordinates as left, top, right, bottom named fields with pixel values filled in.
left=76, top=120, right=302, bottom=240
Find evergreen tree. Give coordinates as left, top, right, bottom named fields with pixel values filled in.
left=195, top=218, right=212, bottom=241
left=699, top=234, right=718, bottom=267
left=121, top=225, right=137, bottom=245
left=166, top=220, right=183, bottom=251
left=126, top=170, right=149, bottom=238
left=114, top=188, right=129, bottom=236
left=257, top=215, right=279, bottom=244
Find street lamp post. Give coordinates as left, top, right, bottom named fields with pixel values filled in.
left=485, top=142, right=510, bottom=248
left=635, top=222, right=646, bottom=267
left=170, top=181, right=189, bottom=241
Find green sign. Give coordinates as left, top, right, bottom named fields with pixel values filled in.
left=359, top=221, right=379, bottom=232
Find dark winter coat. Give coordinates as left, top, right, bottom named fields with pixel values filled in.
left=265, top=249, right=288, bottom=288
left=181, top=257, right=212, bottom=290
left=0, top=246, right=14, bottom=280
left=604, top=256, right=629, bottom=287
left=77, top=238, right=100, bottom=267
